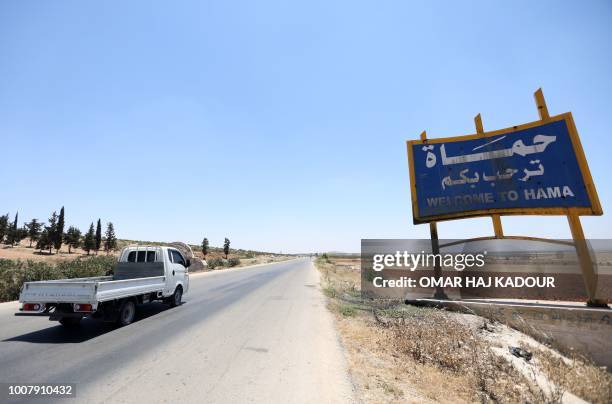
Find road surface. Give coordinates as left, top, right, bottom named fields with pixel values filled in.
left=0, top=258, right=355, bottom=403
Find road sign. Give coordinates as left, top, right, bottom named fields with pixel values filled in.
left=407, top=112, right=602, bottom=224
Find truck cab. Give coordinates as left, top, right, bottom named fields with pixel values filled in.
left=119, top=246, right=190, bottom=296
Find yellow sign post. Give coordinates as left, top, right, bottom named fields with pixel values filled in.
left=408, top=89, right=606, bottom=306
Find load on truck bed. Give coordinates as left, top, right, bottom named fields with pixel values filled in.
left=16, top=245, right=190, bottom=327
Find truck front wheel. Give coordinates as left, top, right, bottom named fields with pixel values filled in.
left=117, top=300, right=136, bottom=326
left=170, top=287, right=182, bottom=307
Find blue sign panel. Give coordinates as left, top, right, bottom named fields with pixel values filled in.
left=411, top=118, right=592, bottom=219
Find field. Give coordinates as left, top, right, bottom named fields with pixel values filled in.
left=0, top=238, right=120, bottom=263
left=316, top=255, right=611, bottom=403
left=0, top=238, right=289, bottom=266
left=0, top=238, right=292, bottom=303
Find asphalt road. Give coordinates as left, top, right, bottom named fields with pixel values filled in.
left=0, top=258, right=355, bottom=403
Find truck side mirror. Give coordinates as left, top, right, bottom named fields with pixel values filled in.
left=185, top=259, right=191, bottom=268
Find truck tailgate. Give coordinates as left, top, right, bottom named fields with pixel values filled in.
left=20, top=280, right=99, bottom=304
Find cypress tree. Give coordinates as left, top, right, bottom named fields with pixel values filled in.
left=46, top=211, right=58, bottom=253
left=95, top=219, right=102, bottom=255
left=6, top=212, right=18, bottom=246
left=83, top=223, right=96, bottom=255
left=53, top=206, right=65, bottom=252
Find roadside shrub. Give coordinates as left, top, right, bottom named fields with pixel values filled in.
left=56, top=255, right=116, bottom=278
left=0, top=256, right=115, bottom=302
left=207, top=258, right=224, bottom=269
left=322, top=285, right=337, bottom=298
left=245, top=251, right=255, bottom=259
left=339, top=304, right=357, bottom=317
left=227, top=257, right=241, bottom=267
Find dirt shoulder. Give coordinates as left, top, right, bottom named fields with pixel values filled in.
left=315, top=255, right=611, bottom=403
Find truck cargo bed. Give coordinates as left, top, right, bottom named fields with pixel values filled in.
left=20, top=274, right=166, bottom=305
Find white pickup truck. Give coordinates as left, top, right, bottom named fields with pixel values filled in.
left=16, top=245, right=190, bottom=327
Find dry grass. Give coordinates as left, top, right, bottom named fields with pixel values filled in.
left=377, top=307, right=560, bottom=403
left=316, top=256, right=610, bottom=404
left=532, top=347, right=612, bottom=403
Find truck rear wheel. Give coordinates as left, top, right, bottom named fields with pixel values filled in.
left=117, top=300, right=136, bottom=326
left=59, top=317, right=81, bottom=327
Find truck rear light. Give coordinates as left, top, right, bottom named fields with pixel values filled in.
left=23, top=303, right=44, bottom=312
left=74, top=303, right=93, bottom=312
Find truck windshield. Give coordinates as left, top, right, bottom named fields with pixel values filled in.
left=171, top=250, right=186, bottom=266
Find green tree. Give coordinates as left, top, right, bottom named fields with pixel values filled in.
left=223, top=238, right=230, bottom=259
left=95, top=219, right=102, bottom=255
left=53, top=206, right=65, bottom=252
left=83, top=223, right=96, bottom=255
left=25, top=218, right=43, bottom=247
left=0, top=214, right=9, bottom=243
left=36, top=229, right=52, bottom=253
left=46, top=211, right=58, bottom=253
left=201, top=238, right=209, bottom=257
left=65, top=226, right=82, bottom=254
left=104, top=222, right=117, bottom=252
left=6, top=212, right=19, bottom=246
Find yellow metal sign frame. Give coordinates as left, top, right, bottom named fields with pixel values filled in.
left=405, top=89, right=606, bottom=306
left=407, top=111, right=602, bottom=224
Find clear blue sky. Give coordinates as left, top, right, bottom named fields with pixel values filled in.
left=1, top=1, right=611, bottom=253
